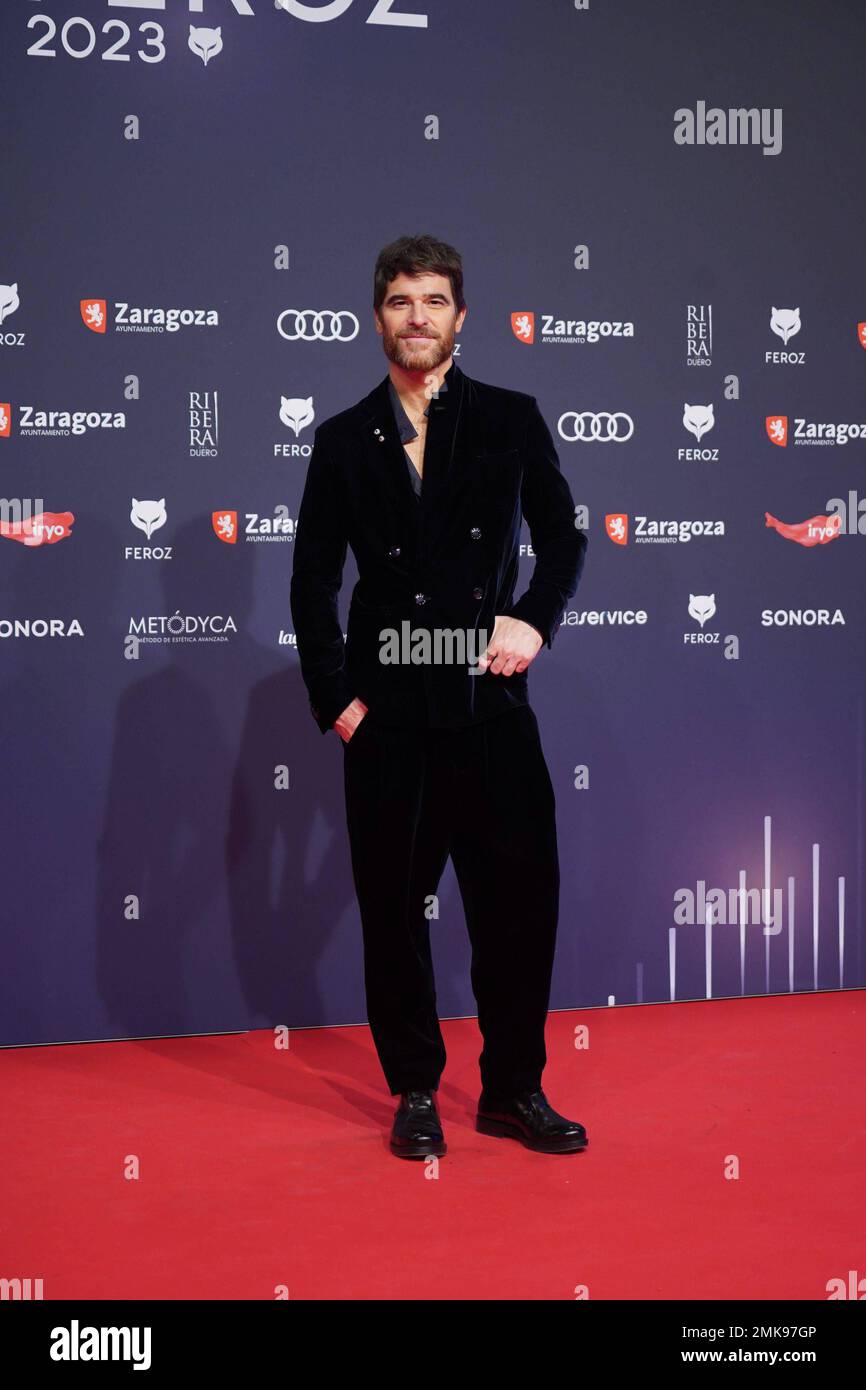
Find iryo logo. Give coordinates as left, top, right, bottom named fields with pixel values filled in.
left=765, top=512, right=842, bottom=547
left=0, top=501, right=73, bottom=548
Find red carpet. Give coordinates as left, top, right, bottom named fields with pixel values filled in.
left=2, top=992, right=863, bottom=1300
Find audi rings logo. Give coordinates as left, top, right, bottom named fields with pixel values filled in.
left=277, top=310, right=359, bottom=342
left=557, top=411, right=635, bottom=443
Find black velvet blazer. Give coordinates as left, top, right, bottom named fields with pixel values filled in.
left=290, top=360, right=588, bottom=734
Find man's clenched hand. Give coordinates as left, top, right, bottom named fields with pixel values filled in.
left=476, top=615, right=543, bottom=677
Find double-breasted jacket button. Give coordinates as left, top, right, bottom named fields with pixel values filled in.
left=388, top=546, right=401, bottom=558
left=414, top=592, right=429, bottom=606
left=472, top=586, right=484, bottom=601
left=469, top=526, right=482, bottom=540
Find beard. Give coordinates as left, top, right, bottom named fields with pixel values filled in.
left=382, top=321, right=455, bottom=373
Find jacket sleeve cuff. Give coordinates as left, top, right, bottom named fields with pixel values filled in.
left=310, top=683, right=355, bottom=735
left=502, top=595, right=556, bottom=649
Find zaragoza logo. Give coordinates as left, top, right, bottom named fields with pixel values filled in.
left=605, top=514, right=628, bottom=544
left=0, top=403, right=10, bottom=436
left=858, top=323, right=866, bottom=350
left=213, top=510, right=238, bottom=544
left=82, top=297, right=218, bottom=333
left=511, top=312, right=534, bottom=345
left=512, top=311, right=633, bottom=345
left=81, top=298, right=107, bottom=333
left=766, top=415, right=788, bottom=446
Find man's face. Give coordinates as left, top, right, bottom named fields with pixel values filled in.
left=375, top=271, right=467, bottom=374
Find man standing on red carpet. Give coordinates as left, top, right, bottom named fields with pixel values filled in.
left=290, top=235, right=588, bottom=1159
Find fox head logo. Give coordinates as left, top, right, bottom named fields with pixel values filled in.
left=130, top=498, right=167, bottom=539
left=511, top=312, right=535, bottom=345
left=0, top=283, right=20, bottom=325
left=189, top=24, right=222, bottom=65
left=770, top=306, right=801, bottom=344
left=213, top=510, right=237, bottom=543
left=605, top=514, right=628, bottom=544
left=683, top=403, right=714, bottom=441
left=279, top=396, right=315, bottom=436
left=688, top=593, right=716, bottom=627
left=81, top=299, right=106, bottom=333
left=766, top=415, right=788, bottom=446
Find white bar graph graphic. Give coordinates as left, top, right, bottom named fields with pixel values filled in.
left=669, top=927, right=676, bottom=1002
left=813, top=842, right=820, bottom=991
left=763, top=814, right=772, bottom=993
left=788, top=877, right=795, bottom=994
left=738, top=869, right=747, bottom=995
left=705, top=904, right=712, bottom=999
left=838, top=877, right=845, bottom=989
left=665, top=815, right=849, bottom=1002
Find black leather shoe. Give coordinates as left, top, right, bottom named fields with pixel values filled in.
left=476, top=1088, right=588, bottom=1154
left=390, top=1090, right=447, bottom=1159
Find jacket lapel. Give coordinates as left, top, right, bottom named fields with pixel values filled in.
left=417, top=358, right=465, bottom=536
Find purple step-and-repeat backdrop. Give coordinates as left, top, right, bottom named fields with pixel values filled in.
left=1, top=0, right=863, bottom=1047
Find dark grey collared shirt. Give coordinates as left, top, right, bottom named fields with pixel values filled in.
left=387, top=376, right=449, bottom=499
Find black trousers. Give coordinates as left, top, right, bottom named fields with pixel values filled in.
left=342, top=703, right=560, bottom=1097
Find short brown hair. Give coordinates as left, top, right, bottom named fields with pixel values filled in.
left=373, top=234, right=465, bottom=314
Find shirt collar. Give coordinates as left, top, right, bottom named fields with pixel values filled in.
left=387, top=370, right=450, bottom=444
